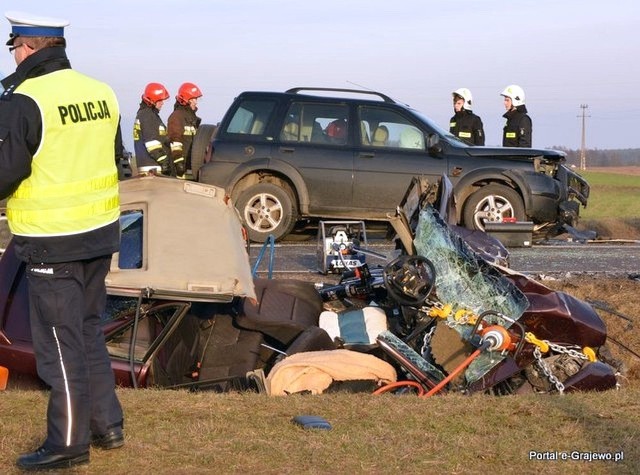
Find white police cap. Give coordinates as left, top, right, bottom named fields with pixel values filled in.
left=5, top=11, right=69, bottom=46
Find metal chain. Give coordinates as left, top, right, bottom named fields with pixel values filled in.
left=420, top=326, right=435, bottom=356
left=533, top=347, right=565, bottom=394
left=545, top=342, right=590, bottom=361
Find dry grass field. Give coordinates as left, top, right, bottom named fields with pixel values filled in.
left=587, top=166, right=640, bottom=176
left=586, top=166, right=640, bottom=175
left=576, top=166, right=640, bottom=240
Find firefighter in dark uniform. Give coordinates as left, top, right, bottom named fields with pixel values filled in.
left=168, top=82, right=203, bottom=178
left=501, top=84, right=532, bottom=147
left=133, top=82, right=175, bottom=175
left=0, top=11, right=124, bottom=470
left=449, top=87, right=485, bottom=145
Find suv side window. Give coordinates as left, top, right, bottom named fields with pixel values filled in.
left=359, top=106, right=425, bottom=150
left=280, top=102, right=349, bottom=145
left=226, top=99, right=277, bottom=136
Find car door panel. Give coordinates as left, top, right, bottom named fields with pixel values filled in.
left=272, top=144, right=353, bottom=211
left=353, top=149, right=445, bottom=216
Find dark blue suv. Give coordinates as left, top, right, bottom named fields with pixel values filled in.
left=195, top=87, right=589, bottom=242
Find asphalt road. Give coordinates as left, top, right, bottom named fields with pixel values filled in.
left=249, top=240, right=640, bottom=280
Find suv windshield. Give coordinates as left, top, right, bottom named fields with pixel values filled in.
left=410, top=109, right=470, bottom=147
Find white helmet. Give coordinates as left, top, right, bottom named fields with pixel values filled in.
left=452, top=87, right=473, bottom=111
left=501, top=84, right=525, bottom=107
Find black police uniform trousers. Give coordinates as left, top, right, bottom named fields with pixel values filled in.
left=26, top=255, right=123, bottom=452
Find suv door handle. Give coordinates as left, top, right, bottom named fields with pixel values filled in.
left=279, top=146, right=295, bottom=153
left=358, top=152, right=375, bottom=158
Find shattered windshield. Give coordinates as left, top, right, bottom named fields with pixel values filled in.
left=414, top=205, right=529, bottom=382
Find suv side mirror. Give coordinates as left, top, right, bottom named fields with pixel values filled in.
left=427, top=134, right=443, bottom=155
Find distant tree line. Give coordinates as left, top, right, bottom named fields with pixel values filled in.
left=550, top=147, right=640, bottom=168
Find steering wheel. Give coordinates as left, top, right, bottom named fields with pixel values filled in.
left=383, top=255, right=436, bottom=306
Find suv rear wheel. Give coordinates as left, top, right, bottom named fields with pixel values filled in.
left=236, top=183, right=296, bottom=242
left=463, top=184, right=525, bottom=231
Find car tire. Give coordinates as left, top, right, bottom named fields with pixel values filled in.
left=236, top=183, right=297, bottom=243
left=190, top=124, right=217, bottom=180
left=462, top=184, right=525, bottom=231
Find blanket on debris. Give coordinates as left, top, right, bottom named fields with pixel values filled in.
left=266, top=349, right=397, bottom=396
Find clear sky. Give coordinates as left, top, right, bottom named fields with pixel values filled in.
left=2, top=0, right=639, bottom=152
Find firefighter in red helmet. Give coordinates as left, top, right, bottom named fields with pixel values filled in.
left=133, top=82, right=175, bottom=175
left=168, top=82, right=203, bottom=178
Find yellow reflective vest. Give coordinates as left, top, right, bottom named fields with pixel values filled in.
left=7, top=69, right=120, bottom=237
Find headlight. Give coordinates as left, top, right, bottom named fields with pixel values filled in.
left=533, top=157, right=558, bottom=176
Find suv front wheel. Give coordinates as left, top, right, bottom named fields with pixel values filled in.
left=462, top=184, right=525, bottom=231
left=236, top=183, right=297, bottom=242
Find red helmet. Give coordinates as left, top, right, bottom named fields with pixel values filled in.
left=177, top=82, right=203, bottom=105
left=325, top=119, right=347, bottom=139
left=142, top=83, right=170, bottom=105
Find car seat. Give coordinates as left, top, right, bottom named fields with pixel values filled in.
left=236, top=278, right=332, bottom=349
left=319, top=306, right=388, bottom=351
left=372, top=126, right=389, bottom=147
left=281, top=121, right=299, bottom=141
left=311, top=121, right=327, bottom=143
left=194, top=313, right=265, bottom=391
left=151, top=312, right=203, bottom=387
left=360, top=122, right=370, bottom=145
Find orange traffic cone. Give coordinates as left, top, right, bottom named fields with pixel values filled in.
left=0, top=365, right=8, bottom=390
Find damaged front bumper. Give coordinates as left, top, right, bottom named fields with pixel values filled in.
left=556, top=165, right=590, bottom=225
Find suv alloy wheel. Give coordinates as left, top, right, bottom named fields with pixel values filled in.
left=236, top=182, right=296, bottom=242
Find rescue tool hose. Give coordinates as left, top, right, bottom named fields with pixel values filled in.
left=421, top=341, right=490, bottom=397
left=372, top=340, right=492, bottom=397
left=372, top=380, right=425, bottom=396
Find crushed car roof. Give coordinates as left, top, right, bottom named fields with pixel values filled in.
left=106, top=175, right=256, bottom=302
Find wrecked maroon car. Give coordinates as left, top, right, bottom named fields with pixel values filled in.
left=361, top=177, right=620, bottom=395
left=0, top=175, right=620, bottom=396
left=0, top=176, right=264, bottom=390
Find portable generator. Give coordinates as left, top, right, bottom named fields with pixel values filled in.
left=316, top=220, right=367, bottom=274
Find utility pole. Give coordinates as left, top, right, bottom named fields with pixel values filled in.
left=578, top=104, right=589, bottom=170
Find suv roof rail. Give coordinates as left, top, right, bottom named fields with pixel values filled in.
left=285, top=87, right=396, bottom=103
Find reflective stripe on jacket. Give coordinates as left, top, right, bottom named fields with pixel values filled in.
left=8, top=69, right=120, bottom=236
left=449, top=110, right=485, bottom=146
left=167, top=103, right=201, bottom=166
left=502, top=106, right=532, bottom=147
left=133, top=102, right=171, bottom=169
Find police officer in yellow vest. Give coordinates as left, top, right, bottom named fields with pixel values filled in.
left=0, top=11, right=124, bottom=470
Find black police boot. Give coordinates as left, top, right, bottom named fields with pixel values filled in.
left=91, top=425, right=125, bottom=450
left=16, top=445, right=89, bottom=471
